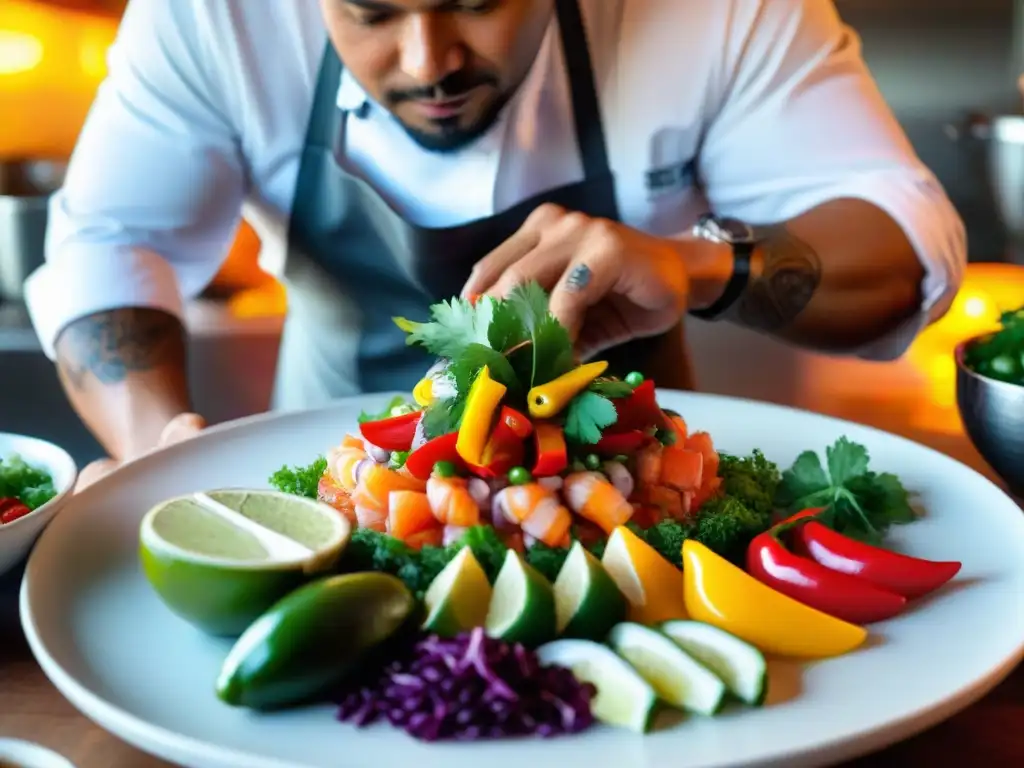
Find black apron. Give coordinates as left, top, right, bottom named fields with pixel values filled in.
left=273, top=0, right=693, bottom=410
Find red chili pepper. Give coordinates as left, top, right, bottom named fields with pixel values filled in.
left=404, top=432, right=464, bottom=480
left=792, top=521, right=962, bottom=600
left=610, top=380, right=665, bottom=432
left=0, top=497, right=31, bottom=525
left=595, top=430, right=649, bottom=456
left=532, top=422, right=568, bottom=477
left=359, top=411, right=423, bottom=452
left=746, top=510, right=907, bottom=624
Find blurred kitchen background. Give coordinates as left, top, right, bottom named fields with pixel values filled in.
left=1, top=0, right=1024, bottom=467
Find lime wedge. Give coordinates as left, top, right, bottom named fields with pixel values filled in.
left=139, top=489, right=351, bottom=637
left=660, top=620, right=768, bottom=706
left=554, top=541, right=626, bottom=641
left=537, top=639, right=658, bottom=733
left=423, top=548, right=493, bottom=637
left=484, top=549, right=556, bottom=648
left=607, top=622, right=726, bottom=716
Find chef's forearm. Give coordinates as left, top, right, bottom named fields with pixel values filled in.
left=724, top=198, right=924, bottom=353
left=54, top=308, right=193, bottom=461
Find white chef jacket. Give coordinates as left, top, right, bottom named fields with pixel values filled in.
left=24, top=0, right=966, bottom=362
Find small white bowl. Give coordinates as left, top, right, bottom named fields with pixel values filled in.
left=0, top=739, right=76, bottom=768
left=0, top=433, right=77, bottom=577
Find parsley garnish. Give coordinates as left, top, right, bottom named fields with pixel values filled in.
left=775, top=437, right=915, bottom=544
left=563, top=390, right=618, bottom=444
left=505, top=283, right=575, bottom=386
left=395, top=296, right=495, bottom=359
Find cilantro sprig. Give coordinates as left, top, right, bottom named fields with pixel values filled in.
left=775, top=437, right=915, bottom=544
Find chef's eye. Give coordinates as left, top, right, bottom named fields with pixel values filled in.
left=345, top=1, right=397, bottom=27
left=457, top=0, right=500, bottom=13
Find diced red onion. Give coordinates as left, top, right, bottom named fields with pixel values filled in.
left=490, top=490, right=514, bottom=531
left=365, top=442, right=391, bottom=464
left=603, top=461, right=634, bottom=499
left=443, top=525, right=469, bottom=547
left=353, top=458, right=373, bottom=484
left=467, top=478, right=491, bottom=508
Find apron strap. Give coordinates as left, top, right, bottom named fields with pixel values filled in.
left=305, top=44, right=344, bottom=149
left=554, top=0, right=613, bottom=180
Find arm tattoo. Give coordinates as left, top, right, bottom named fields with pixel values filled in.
left=730, top=224, right=822, bottom=332
left=55, top=308, right=186, bottom=391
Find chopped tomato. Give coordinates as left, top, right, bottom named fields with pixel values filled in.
left=660, top=445, right=704, bottom=492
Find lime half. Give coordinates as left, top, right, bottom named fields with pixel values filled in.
left=537, top=639, right=658, bottom=733
left=554, top=541, right=626, bottom=641
left=485, top=549, right=556, bottom=648
left=607, top=622, right=726, bottom=716
left=140, top=489, right=351, bottom=637
left=423, top=547, right=493, bottom=637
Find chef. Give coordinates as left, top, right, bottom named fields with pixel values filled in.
left=24, top=0, right=965, bottom=486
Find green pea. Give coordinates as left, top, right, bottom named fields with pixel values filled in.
left=625, top=371, right=645, bottom=388
left=990, top=354, right=1019, bottom=379
left=508, top=466, right=532, bottom=486
left=613, top=454, right=629, bottom=464
left=433, top=461, right=457, bottom=478
left=584, top=454, right=602, bottom=471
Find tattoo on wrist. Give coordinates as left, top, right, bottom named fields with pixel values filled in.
left=731, top=225, right=822, bottom=331
left=55, top=308, right=186, bottom=390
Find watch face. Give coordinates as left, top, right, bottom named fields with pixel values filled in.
left=718, top=217, right=755, bottom=243
left=697, top=214, right=754, bottom=244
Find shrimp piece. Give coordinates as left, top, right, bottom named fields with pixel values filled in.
left=352, top=463, right=426, bottom=513
left=405, top=526, right=444, bottom=550
left=387, top=490, right=436, bottom=540
left=426, top=476, right=480, bottom=527
left=493, top=483, right=572, bottom=548
left=341, top=434, right=365, bottom=450
left=563, top=471, right=635, bottom=534
left=328, top=447, right=367, bottom=491
left=317, top=472, right=356, bottom=523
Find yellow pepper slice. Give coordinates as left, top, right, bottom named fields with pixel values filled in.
left=527, top=361, right=609, bottom=419
left=412, top=377, right=434, bottom=407
left=456, top=366, right=507, bottom=465
left=681, top=540, right=867, bottom=659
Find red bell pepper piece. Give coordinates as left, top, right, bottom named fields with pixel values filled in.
left=359, top=411, right=422, bottom=452
left=792, top=521, right=962, bottom=600
left=0, top=497, right=31, bottom=525
left=746, top=510, right=907, bottom=624
left=532, top=423, right=568, bottom=477
left=595, top=430, right=649, bottom=456
left=495, top=406, right=533, bottom=440
left=463, top=407, right=532, bottom=479
left=404, top=432, right=464, bottom=480
left=610, top=380, right=666, bottom=432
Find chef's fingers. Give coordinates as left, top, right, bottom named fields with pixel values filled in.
left=486, top=210, right=596, bottom=298
left=548, top=236, right=624, bottom=342
left=575, top=300, right=634, bottom=360
left=159, top=412, right=207, bottom=447
left=461, top=203, right=566, bottom=297
left=75, top=458, right=119, bottom=492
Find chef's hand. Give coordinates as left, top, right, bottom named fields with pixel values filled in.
left=74, top=413, right=207, bottom=492
left=462, top=204, right=691, bottom=359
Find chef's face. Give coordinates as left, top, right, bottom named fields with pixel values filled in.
left=321, top=0, right=554, bottom=152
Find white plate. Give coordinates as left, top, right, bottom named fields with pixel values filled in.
left=0, top=432, right=77, bottom=576
left=19, top=391, right=1024, bottom=768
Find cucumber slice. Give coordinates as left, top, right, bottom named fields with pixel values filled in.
left=537, top=639, right=658, bottom=733
left=608, top=622, right=726, bottom=716
left=660, top=620, right=768, bottom=706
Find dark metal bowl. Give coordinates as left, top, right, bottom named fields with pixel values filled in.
left=955, top=335, right=1024, bottom=497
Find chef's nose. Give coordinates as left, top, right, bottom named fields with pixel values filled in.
left=399, top=13, right=465, bottom=85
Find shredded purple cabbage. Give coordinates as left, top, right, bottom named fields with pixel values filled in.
left=336, top=628, right=596, bottom=742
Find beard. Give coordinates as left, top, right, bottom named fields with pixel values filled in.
left=385, top=68, right=510, bottom=154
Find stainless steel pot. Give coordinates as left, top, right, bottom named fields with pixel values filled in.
left=0, top=161, right=66, bottom=302
left=950, top=113, right=1024, bottom=264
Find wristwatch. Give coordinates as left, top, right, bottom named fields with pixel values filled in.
left=688, top=213, right=757, bottom=321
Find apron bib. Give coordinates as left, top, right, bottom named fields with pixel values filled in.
left=274, top=0, right=694, bottom=411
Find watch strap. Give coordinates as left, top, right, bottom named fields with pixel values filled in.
left=689, top=241, right=754, bottom=321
